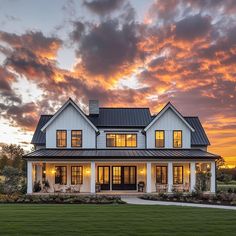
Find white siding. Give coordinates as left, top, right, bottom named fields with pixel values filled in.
left=46, top=104, right=96, bottom=148
left=97, top=129, right=145, bottom=149
left=146, top=108, right=191, bottom=148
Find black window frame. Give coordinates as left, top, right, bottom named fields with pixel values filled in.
left=173, top=130, right=182, bottom=148
left=156, top=166, right=168, bottom=184
left=155, top=130, right=165, bottom=148
left=106, top=133, right=137, bottom=147
left=173, top=166, right=184, bottom=184
left=71, top=166, right=83, bottom=185
left=56, top=130, right=67, bottom=147
left=55, top=166, right=67, bottom=185
left=71, top=130, right=82, bottom=148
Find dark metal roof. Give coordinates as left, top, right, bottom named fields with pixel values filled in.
left=31, top=115, right=53, bottom=145
left=87, top=108, right=152, bottom=127
left=184, top=117, right=210, bottom=146
left=24, top=148, right=219, bottom=160
left=31, top=112, right=210, bottom=147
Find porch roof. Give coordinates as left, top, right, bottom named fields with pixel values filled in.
left=23, top=148, right=219, bottom=160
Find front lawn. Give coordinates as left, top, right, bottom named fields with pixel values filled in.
left=0, top=204, right=235, bottom=236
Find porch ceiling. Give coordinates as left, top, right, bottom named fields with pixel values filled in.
left=23, top=148, right=219, bottom=160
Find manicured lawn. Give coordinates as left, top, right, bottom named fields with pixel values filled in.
left=0, top=204, right=236, bottom=236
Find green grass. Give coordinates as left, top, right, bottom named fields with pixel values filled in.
left=0, top=204, right=236, bottom=236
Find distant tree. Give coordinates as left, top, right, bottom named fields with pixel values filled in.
left=216, top=156, right=225, bottom=170
left=1, top=144, right=25, bottom=174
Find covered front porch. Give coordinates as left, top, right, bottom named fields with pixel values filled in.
left=27, top=160, right=216, bottom=194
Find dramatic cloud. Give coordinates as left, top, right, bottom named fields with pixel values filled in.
left=0, top=0, right=235, bottom=163
left=83, top=0, right=125, bottom=15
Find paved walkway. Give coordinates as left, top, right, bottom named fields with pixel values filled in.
left=121, top=197, right=236, bottom=210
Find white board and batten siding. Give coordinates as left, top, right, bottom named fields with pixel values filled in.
left=97, top=129, right=145, bottom=149
left=46, top=104, right=96, bottom=148
left=146, top=108, right=191, bottom=148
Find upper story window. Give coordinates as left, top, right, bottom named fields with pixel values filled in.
left=173, top=130, right=182, bottom=148
left=155, top=130, right=165, bottom=148
left=71, top=130, right=82, bottom=147
left=106, top=134, right=137, bottom=147
left=56, top=130, right=67, bottom=147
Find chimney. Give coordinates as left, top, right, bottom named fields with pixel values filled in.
left=89, top=100, right=99, bottom=115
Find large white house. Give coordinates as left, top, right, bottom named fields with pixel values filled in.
left=24, top=98, right=219, bottom=194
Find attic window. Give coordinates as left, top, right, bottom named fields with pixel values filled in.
left=71, top=130, right=82, bottom=147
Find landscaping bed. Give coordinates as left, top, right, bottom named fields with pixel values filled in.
left=140, top=192, right=236, bottom=206
left=0, top=194, right=125, bottom=204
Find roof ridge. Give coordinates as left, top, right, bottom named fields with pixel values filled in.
left=99, top=107, right=150, bottom=109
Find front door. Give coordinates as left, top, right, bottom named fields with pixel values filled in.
left=112, top=166, right=137, bottom=190
left=97, top=166, right=110, bottom=190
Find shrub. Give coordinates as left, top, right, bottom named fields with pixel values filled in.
left=33, top=181, right=41, bottom=193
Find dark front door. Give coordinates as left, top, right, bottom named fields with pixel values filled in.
left=97, top=166, right=110, bottom=190
left=112, top=166, right=136, bottom=190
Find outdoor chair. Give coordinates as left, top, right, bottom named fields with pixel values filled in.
left=156, top=184, right=168, bottom=193
left=53, top=184, right=63, bottom=193
left=138, top=181, right=145, bottom=192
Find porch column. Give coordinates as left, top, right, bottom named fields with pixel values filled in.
left=210, top=161, right=216, bottom=193
left=36, top=164, right=42, bottom=184
left=190, top=162, right=196, bottom=192
left=146, top=162, right=152, bottom=193
left=27, top=161, right=33, bottom=194
left=168, top=162, right=173, bottom=192
left=90, top=161, right=96, bottom=193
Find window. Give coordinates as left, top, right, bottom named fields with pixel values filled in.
left=155, top=130, right=165, bottom=148
left=124, top=167, right=136, bottom=184
left=156, top=166, right=167, bottom=184
left=173, top=130, right=182, bottom=148
left=55, top=166, right=67, bottom=185
left=71, top=166, right=83, bottom=185
left=112, top=167, right=121, bottom=184
left=106, top=134, right=137, bottom=147
left=98, top=166, right=110, bottom=184
left=71, top=130, right=82, bottom=147
left=173, top=166, right=183, bottom=184
left=56, top=130, right=67, bottom=147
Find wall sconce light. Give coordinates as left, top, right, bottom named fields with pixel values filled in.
left=43, top=170, right=46, bottom=174
left=51, top=169, right=56, bottom=174
left=86, top=169, right=90, bottom=174
left=140, top=169, right=144, bottom=174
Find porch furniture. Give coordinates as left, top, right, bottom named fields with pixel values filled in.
left=183, top=183, right=190, bottom=192
left=53, top=184, right=63, bottom=193
left=96, top=183, right=101, bottom=192
left=138, top=181, right=145, bottom=192
left=65, top=186, right=72, bottom=193
left=156, top=184, right=168, bottom=193
left=71, top=185, right=80, bottom=193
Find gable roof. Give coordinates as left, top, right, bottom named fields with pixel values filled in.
left=87, top=108, right=152, bottom=127
left=40, top=98, right=98, bottom=132
left=144, top=102, right=195, bottom=132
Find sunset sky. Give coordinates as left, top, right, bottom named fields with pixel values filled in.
left=0, top=0, right=235, bottom=165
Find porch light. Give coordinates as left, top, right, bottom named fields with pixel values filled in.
left=86, top=169, right=90, bottom=174
left=51, top=169, right=56, bottom=174
left=43, top=170, right=46, bottom=174
left=140, top=169, right=144, bottom=174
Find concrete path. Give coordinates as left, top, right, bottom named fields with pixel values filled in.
left=121, top=197, right=236, bottom=210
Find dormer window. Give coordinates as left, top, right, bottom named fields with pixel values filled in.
left=106, top=134, right=137, bottom=147
left=155, top=130, right=165, bottom=148
left=56, top=130, right=67, bottom=147
left=173, top=130, right=182, bottom=148
left=71, top=130, right=82, bottom=147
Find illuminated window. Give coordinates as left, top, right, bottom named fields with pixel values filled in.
left=112, top=167, right=121, bottom=184
left=98, top=166, right=110, bottom=184
left=173, top=166, right=183, bottom=184
left=155, top=130, right=165, bottom=148
left=173, top=130, right=182, bottom=148
left=55, top=166, right=67, bottom=185
left=106, top=134, right=137, bottom=147
left=71, top=130, right=82, bottom=147
left=71, top=166, right=83, bottom=185
left=56, top=130, right=67, bottom=147
left=156, top=166, right=167, bottom=184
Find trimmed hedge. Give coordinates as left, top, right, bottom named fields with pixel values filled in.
left=217, top=185, right=236, bottom=193
left=141, top=192, right=236, bottom=206
left=0, top=194, right=125, bottom=204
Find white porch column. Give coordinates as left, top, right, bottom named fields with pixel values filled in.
left=27, top=161, right=33, bottom=194
left=190, top=162, right=196, bottom=192
left=90, top=161, right=96, bottom=193
left=168, top=162, right=173, bottom=192
left=146, top=162, right=152, bottom=193
left=36, top=164, right=42, bottom=184
left=210, top=161, right=216, bottom=193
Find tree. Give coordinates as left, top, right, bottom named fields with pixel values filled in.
left=1, top=144, right=25, bottom=174
left=2, top=166, right=23, bottom=195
